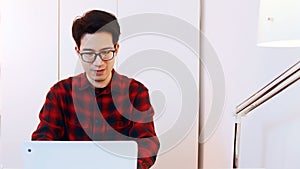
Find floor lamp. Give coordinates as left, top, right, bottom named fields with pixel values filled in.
left=233, top=0, right=300, bottom=168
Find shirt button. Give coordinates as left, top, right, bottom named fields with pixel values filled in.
left=95, top=120, right=100, bottom=124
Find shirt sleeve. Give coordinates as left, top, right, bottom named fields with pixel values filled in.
left=31, top=86, right=65, bottom=140
left=129, top=83, right=160, bottom=169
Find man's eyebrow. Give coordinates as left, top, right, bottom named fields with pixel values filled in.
left=81, top=47, right=114, bottom=51
left=81, top=48, right=94, bottom=51
left=100, top=47, right=115, bottom=50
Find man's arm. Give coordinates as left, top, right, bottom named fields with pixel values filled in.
left=129, top=83, right=160, bottom=169
left=132, top=122, right=160, bottom=169
left=32, top=87, right=65, bottom=140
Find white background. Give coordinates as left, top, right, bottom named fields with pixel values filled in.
left=0, top=0, right=58, bottom=168
left=202, top=0, right=300, bottom=168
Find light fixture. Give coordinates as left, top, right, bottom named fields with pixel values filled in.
left=257, top=0, right=300, bottom=47
left=233, top=0, right=300, bottom=168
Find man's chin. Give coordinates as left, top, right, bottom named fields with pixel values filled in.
left=91, top=77, right=105, bottom=82
left=87, top=72, right=111, bottom=87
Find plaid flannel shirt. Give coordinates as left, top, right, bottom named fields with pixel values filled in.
left=32, top=70, right=160, bottom=169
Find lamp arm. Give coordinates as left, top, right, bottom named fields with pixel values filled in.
left=233, top=60, right=300, bottom=169
left=235, top=61, right=300, bottom=116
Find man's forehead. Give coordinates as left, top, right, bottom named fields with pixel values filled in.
left=80, top=32, right=114, bottom=49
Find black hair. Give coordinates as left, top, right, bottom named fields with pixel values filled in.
left=72, top=10, right=120, bottom=49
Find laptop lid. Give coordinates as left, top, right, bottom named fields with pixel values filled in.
left=22, top=141, right=138, bottom=169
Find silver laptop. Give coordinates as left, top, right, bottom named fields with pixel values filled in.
left=22, top=141, right=138, bottom=169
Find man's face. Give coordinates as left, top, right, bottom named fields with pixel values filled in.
left=76, top=31, right=119, bottom=88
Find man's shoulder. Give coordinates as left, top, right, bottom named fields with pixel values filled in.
left=50, top=73, right=83, bottom=91
left=113, top=71, right=148, bottom=91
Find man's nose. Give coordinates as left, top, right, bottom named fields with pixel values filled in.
left=93, top=54, right=103, bottom=65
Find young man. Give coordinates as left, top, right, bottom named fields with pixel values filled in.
left=32, top=10, right=160, bottom=169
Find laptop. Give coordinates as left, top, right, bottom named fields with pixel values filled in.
left=22, top=141, right=138, bottom=169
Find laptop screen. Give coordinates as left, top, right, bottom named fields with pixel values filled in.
left=22, top=141, right=138, bottom=169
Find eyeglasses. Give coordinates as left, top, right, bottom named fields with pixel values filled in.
left=79, top=49, right=116, bottom=63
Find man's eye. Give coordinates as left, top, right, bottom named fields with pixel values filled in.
left=101, top=50, right=111, bottom=55
left=84, top=53, right=94, bottom=56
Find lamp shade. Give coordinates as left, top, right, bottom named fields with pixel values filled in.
left=257, top=0, right=300, bottom=47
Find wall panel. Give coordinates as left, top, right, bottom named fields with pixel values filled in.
left=0, top=0, right=58, bottom=168
left=117, top=1, right=200, bottom=168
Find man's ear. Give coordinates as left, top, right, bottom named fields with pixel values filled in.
left=75, top=46, right=80, bottom=56
left=115, top=43, right=120, bottom=54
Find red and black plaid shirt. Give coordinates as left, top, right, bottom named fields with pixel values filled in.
left=32, top=70, right=160, bottom=169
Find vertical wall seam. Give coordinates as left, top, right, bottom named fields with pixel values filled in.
left=116, top=0, right=119, bottom=16
left=115, top=0, right=119, bottom=69
left=57, top=0, right=61, bottom=81
left=198, top=0, right=204, bottom=168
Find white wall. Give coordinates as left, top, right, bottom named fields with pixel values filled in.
left=201, top=0, right=300, bottom=168
left=0, top=0, right=58, bottom=168
left=116, top=1, right=199, bottom=169
left=0, top=1, right=200, bottom=169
